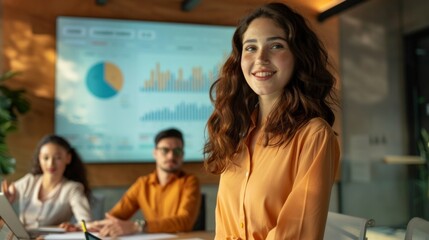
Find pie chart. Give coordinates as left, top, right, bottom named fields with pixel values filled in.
left=86, top=62, right=124, bottom=98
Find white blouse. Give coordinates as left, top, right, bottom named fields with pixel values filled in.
left=14, top=174, right=92, bottom=228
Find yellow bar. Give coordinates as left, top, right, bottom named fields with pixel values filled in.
left=384, top=155, right=425, bottom=165
left=81, top=220, right=88, bottom=232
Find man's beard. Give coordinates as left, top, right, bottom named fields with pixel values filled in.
left=160, top=165, right=180, bottom=173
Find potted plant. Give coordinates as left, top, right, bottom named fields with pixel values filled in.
left=0, top=71, right=30, bottom=179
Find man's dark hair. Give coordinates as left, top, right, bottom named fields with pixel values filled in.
left=154, top=128, right=184, bottom=146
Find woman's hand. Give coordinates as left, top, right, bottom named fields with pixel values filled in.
left=59, top=222, right=80, bottom=232
left=1, top=180, right=17, bottom=203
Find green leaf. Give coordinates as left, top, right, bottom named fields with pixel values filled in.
left=0, top=157, right=16, bottom=175
left=0, top=71, right=20, bottom=82
left=419, top=128, right=429, bottom=161
left=0, top=70, right=30, bottom=176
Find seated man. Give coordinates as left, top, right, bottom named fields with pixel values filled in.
left=93, top=128, right=201, bottom=237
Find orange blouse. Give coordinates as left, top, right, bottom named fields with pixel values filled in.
left=109, top=170, right=201, bottom=233
left=215, top=117, right=340, bottom=240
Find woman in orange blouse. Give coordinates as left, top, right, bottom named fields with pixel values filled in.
left=204, top=3, right=340, bottom=240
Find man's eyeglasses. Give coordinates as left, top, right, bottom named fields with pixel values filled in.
left=156, top=147, right=184, bottom=157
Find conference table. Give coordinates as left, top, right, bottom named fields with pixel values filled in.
left=174, top=231, right=215, bottom=239
left=41, top=231, right=215, bottom=240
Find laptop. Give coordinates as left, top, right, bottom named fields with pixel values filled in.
left=0, top=192, right=65, bottom=240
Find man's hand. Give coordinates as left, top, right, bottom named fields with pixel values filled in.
left=79, top=219, right=107, bottom=233
left=98, top=213, right=139, bottom=237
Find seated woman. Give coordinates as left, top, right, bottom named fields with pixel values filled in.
left=1, top=134, right=92, bottom=228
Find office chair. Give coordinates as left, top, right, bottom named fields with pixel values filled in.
left=192, top=193, right=206, bottom=231
left=89, top=192, right=106, bottom=220
left=323, top=211, right=375, bottom=240
left=404, top=217, right=429, bottom=240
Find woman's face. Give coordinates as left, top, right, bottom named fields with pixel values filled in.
left=241, top=17, right=295, bottom=99
left=39, top=143, right=71, bottom=181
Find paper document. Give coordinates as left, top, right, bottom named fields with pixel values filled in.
left=42, top=232, right=177, bottom=240
left=28, top=227, right=66, bottom=233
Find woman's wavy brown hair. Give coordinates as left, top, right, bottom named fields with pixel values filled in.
left=204, top=2, right=338, bottom=174
left=30, top=134, right=92, bottom=199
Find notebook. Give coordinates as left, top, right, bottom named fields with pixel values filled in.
left=0, top=192, right=65, bottom=240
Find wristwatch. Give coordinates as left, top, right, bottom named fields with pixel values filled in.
left=134, top=219, right=146, bottom=233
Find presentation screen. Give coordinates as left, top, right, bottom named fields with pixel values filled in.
left=55, top=16, right=234, bottom=163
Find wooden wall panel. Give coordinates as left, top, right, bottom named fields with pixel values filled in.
left=1, top=0, right=339, bottom=186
